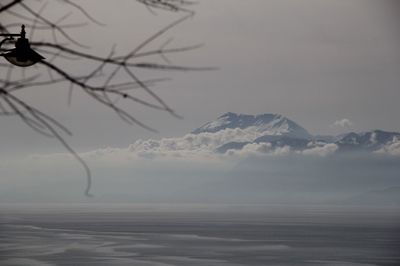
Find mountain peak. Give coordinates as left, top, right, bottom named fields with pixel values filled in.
left=336, top=130, right=400, bottom=151
left=191, top=112, right=400, bottom=155
left=192, top=112, right=312, bottom=139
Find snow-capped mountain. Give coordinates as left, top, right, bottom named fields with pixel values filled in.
left=192, top=112, right=400, bottom=155
left=335, top=130, right=400, bottom=152
left=124, top=112, right=400, bottom=159
left=193, top=112, right=312, bottom=139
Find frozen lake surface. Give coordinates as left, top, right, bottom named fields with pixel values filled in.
left=0, top=204, right=399, bottom=265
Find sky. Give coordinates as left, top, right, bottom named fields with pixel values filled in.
left=1, top=0, right=400, bottom=154
left=1, top=0, right=400, bottom=203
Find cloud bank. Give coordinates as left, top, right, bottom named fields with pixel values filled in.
left=76, top=129, right=343, bottom=163
left=375, top=137, right=400, bottom=156
left=25, top=126, right=400, bottom=165
left=1, top=123, right=400, bottom=204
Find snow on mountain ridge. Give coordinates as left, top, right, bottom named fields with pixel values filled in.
left=82, top=114, right=400, bottom=161
left=336, top=130, right=400, bottom=152
left=194, top=114, right=400, bottom=156
left=192, top=112, right=312, bottom=139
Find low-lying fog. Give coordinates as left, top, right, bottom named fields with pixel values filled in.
left=1, top=151, right=399, bottom=206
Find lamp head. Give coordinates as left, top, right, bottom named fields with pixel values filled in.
left=1, top=25, right=45, bottom=67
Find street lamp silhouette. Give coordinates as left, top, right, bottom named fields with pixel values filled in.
left=0, top=25, right=45, bottom=67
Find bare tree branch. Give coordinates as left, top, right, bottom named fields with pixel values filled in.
left=0, top=0, right=202, bottom=196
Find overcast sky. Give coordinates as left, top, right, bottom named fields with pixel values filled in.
left=1, top=0, right=400, bottom=156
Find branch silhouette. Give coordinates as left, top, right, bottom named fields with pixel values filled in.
left=0, top=0, right=201, bottom=196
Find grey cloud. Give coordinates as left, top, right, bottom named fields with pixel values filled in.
left=332, top=119, right=353, bottom=129
left=375, top=137, right=400, bottom=156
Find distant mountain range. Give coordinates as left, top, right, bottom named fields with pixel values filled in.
left=192, top=112, right=400, bottom=155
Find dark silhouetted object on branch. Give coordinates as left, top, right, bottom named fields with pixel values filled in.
left=0, top=0, right=203, bottom=196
